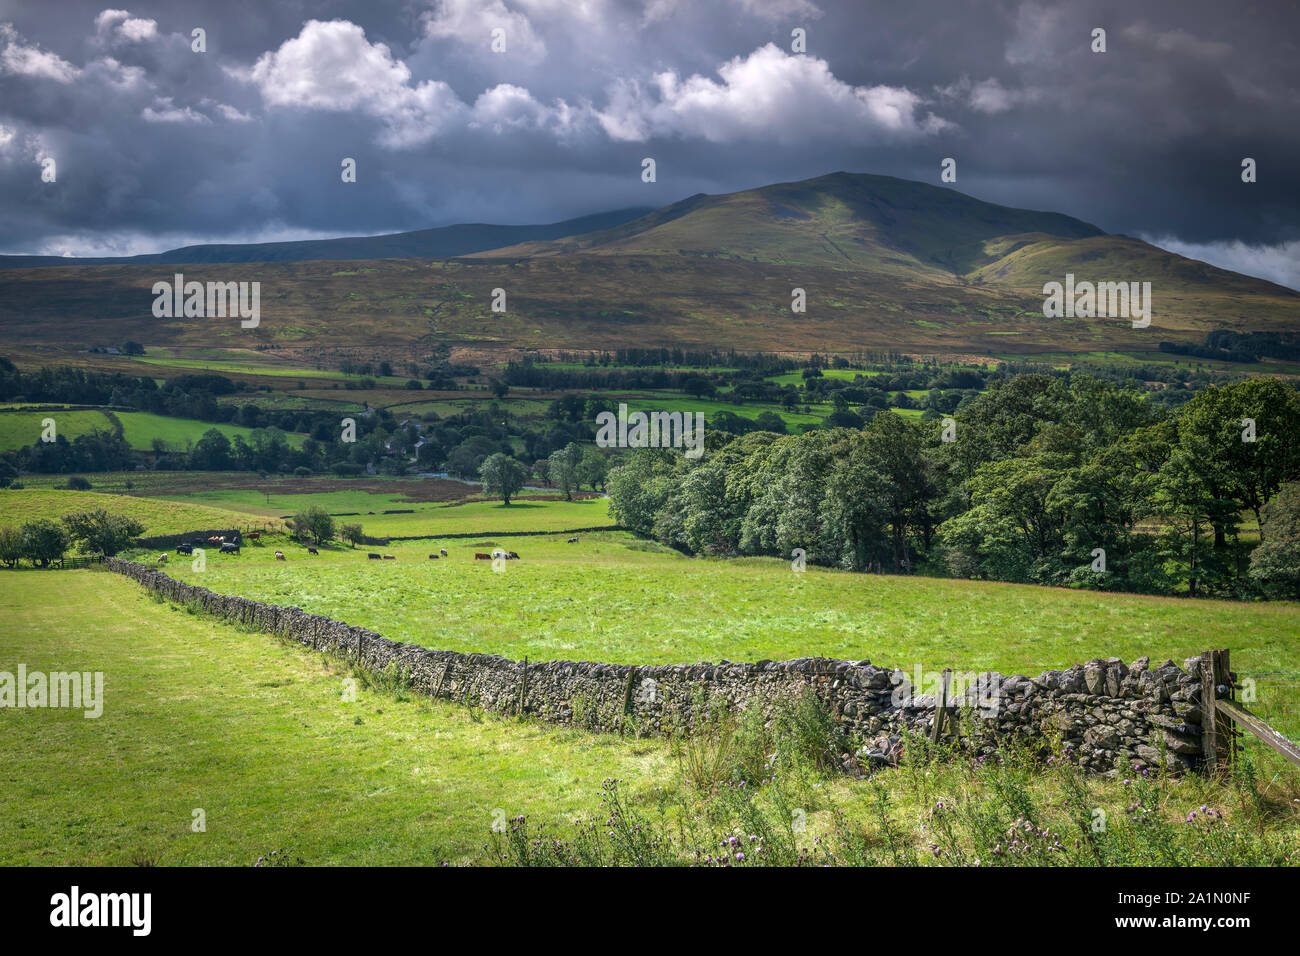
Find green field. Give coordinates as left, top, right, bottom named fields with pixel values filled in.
left=0, top=409, right=117, bottom=450
left=160, top=531, right=1300, bottom=740
left=0, top=570, right=674, bottom=865
left=0, top=407, right=304, bottom=451
left=115, top=411, right=305, bottom=450
left=151, top=490, right=612, bottom=536
left=5, top=568, right=1297, bottom=866
left=0, top=488, right=280, bottom=537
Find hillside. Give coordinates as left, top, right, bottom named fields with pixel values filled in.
left=0, top=172, right=1294, bottom=357
left=0, top=208, right=652, bottom=268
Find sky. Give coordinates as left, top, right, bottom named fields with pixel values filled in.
left=1, top=0, right=1297, bottom=287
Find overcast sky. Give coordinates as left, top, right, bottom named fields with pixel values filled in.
left=1, top=0, right=1296, bottom=287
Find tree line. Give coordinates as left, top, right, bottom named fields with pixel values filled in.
left=607, top=375, right=1300, bottom=599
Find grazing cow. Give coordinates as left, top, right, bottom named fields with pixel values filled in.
left=307, top=547, right=319, bottom=555
left=382, top=555, right=396, bottom=560
left=157, top=553, right=168, bottom=564
left=428, top=554, right=439, bottom=560
left=275, top=551, right=286, bottom=561
left=367, top=553, right=381, bottom=560
left=506, top=551, right=520, bottom=560
left=440, top=549, right=448, bottom=557
left=567, top=537, right=578, bottom=543
left=220, top=542, right=240, bottom=554
left=176, top=544, right=193, bottom=556
left=474, top=552, right=491, bottom=560
left=246, top=531, right=261, bottom=540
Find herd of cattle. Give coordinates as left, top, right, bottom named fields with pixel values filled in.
left=155, top=538, right=550, bottom=564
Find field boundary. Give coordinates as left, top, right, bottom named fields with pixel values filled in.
left=380, top=524, right=623, bottom=543
left=103, top=557, right=1210, bottom=775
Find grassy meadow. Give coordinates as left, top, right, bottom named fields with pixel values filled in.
left=3, top=569, right=1296, bottom=866
left=0, top=406, right=305, bottom=452
left=0, top=487, right=282, bottom=537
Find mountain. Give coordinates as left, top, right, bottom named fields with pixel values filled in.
left=474, top=172, right=1107, bottom=276
left=0, top=172, right=1294, bottom=357
left=0, top=208, right=654, bottom=268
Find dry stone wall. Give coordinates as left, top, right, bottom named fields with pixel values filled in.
left=105, top=558, right=1207, bottom=775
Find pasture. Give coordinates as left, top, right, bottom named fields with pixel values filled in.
left=0, top=488, right=279, bottom=538
left=4, top=569, right=1296, bottom=866
left=159, top=530, right=1300, bottom=744
left=0, top=406, right=305, bottom=452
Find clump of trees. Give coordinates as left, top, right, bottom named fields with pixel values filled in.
left=0, top=508, right=145, bottom=568
left=290, top=505, right=335, bottom=544
left=608, top=375, right=1300, bottom=599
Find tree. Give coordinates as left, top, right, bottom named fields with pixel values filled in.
left=339, top=523, right=365, bottom=547
left=576, top=446, right=610, bottom=491
left=291, top=505, right=335, bottom=544
left=547, top=443, right=584, bottom=500
left=61, top=509, right=145, bottom=557
left=479, top=453, right=529, bottom=505
left=21, top=519, right=69, bottom=568
left=1249, top=480, right=1300, bottom=598
left=0, top=525, right=23, bottom=567
left=190, top=428, right=233, bottom=470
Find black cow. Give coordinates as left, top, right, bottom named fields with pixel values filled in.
left=567, top=537, right=578, bottom=543
left=176, top=544, right=193, bottom=556
left=428, top=554, right=439, bottom=560
left=307, top=547, right=319, bottom=555
left=220, top=542, right=240, bottom=554
left=367, top=553, right=382, bottom=560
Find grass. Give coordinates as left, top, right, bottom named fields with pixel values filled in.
left=0, top=407, right=305, bottom=452
left=0, top=409, right=116, bottom=450
left=161, top=530, right=1300, bottom=745
left=0, top=570, right=675, bottom=865
left=114, top=411, right=306, bottom=450
left=5, top=568, right=1297, bottom=866
left=0, top=488, right=278, bottom=537
left=145, top=491, right=612, bottom=536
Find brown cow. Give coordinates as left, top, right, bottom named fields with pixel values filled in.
left=474, top=552, right=491, bottom=560
left=246, top=531, right=261, bottom=540
left=275, top=551, right=286, bottom=560
left=382, top=555, right=396, bottom=560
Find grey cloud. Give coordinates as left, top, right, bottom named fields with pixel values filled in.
left=0, top=0, right=1295, bottom=260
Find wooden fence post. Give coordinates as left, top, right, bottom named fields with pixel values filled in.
left=517, top=657, right=529, bottom=716
left=1200, top=648, right=1232, bottom=772
left=931, top=668, right=952, bottom=743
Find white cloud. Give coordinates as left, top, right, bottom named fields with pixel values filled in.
left=214, top=103, right=253, bottom=123
left=94, top=9, right=158, bottom=42
left=248, top=19, right=465, bottom=148
left=597, top=43, right=951, bottom=143
left=141, top=97, right=210, bottom=124
left=937, top=75, right=1040, bottom=114
left=1145, top=235, right=1300, bottom=293
left=422, top=0, right=546, bottom=62
left=0, top=23, right=81, bottom=82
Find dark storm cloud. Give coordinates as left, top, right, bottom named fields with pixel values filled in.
left=0, top=0, right=1296, bottom=285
